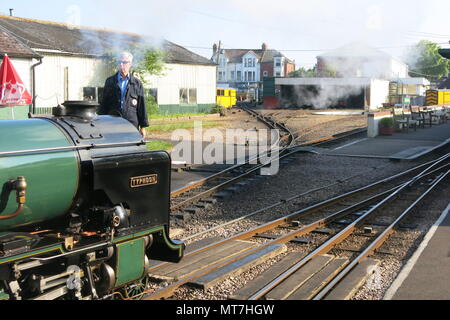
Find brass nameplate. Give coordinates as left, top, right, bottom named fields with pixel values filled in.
left=130, top=174, right=158, bottom=188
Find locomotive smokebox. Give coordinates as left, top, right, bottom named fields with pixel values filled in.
left=0, top=103, right=165, bottom=234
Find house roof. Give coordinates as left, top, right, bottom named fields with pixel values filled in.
left=0, top=24, right=40, bottom=58
left=219, top=48, right=294, bottom=64
left=0, top=14, right=214, bottom=65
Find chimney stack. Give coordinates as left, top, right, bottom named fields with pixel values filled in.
left=262, top=43, right=268, bottom=51
left=9, top=8, right=14, bottom=16
left=213, top=43, right=218, bottom=56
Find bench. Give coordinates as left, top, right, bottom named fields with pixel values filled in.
left=431, top=107, right=448, bottom=124
left=409, top=106, right=425, bottom=129
left=419, top=108, right=433, bottom=127
left=392, top=108, right=418, bottom=132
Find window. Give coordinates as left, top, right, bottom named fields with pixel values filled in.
left=97, top=87, right=104, bottom=103
left=180, top=88, right=188, bottom=104
left=237, top=71, right=241, bottom=81
left=180, top=88, right=197, bottom=104
left=83, top=87, right=96, bottom=101
left=83, top=87, right=107, bottom=103
left=189, top=88, right=197, bottom=104
left=145, top=88, right=158, bottom=104
left=218, top=71, right=226, bottom=81
left=231, top=71, right=235, bottom=80
left=275, top=58, right=281, bottom=67
left=276, top=72, right=281, bottom=76
left=263, top=71, right=268, bottom=77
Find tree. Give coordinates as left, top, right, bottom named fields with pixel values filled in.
left=407, top=40, right=450, bottom=80
left=289, top=66, right=317, bottom=77
left=103, top=44, right=167, bottom=84
left=103, top=44, right=167, bottom=116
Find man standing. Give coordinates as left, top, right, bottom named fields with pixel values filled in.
left=99, top=51, right=148, bottom=138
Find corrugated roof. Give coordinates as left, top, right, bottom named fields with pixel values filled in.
left=0, top=14, right=214, bottom=65
left=0, top=24, right=40, bottom=58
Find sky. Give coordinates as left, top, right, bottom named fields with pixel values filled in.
left=1, top=0, right=450, bottom=69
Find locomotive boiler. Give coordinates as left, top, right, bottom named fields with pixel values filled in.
left=0, top=101, right=184, bottom=300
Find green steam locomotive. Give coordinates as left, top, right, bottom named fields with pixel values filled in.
left=0, top=101, right=184, bottom=300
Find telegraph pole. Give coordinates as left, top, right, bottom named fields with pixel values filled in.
left=216, top=40, right=221, bottom=84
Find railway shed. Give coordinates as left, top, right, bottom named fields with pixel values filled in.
left=0, top=14, right=217, bottom=119
left=263, top=77, right=389, bottom=111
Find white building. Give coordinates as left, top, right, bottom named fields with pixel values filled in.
left=213, top=49, right=261, bottom=84
left=0, top=14, right=217, bottom=118
left=211, top=43, right=295, bottom=100
left=317, top=42, right=409, bottom=80
left=0, top=24, right=40, bottom=119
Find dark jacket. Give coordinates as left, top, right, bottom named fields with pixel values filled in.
left=98, top=72, right=149, bottom=129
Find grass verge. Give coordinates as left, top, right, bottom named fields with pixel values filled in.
left=149, top=112, right=211, bottom=119
left=146, top=121, right=221, bottom=132
left=146, top=140, right=173, bottom=152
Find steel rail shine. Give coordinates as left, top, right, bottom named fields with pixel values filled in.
left=247, top=154, right=450, bottom=300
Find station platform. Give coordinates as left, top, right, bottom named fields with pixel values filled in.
left=319, top=122, right=450, bottom=160
left=384, top=204, right=450, bottom=300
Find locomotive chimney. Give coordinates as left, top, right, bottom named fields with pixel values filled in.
left=53, top=100, right=99, bottom=121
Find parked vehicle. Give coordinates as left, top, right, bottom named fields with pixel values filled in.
left=216, top=88, right=237, bottom=108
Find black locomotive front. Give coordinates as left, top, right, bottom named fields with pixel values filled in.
left=0, top=101, right=184, bottom=300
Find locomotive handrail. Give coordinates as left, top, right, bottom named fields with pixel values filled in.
left=0, top=140, right=146, bottom=157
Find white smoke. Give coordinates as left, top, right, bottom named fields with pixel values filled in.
left=310, top=85, right=365, bottom=109
left=63, top=3, right=167, bottom=62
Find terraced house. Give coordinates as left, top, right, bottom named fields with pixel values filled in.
left=0, top=14, right=217, bottom=119
left=211, top=43, right=295, bottom=100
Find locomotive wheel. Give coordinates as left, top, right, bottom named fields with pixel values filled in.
left=123, top=276, right=150, bottom=300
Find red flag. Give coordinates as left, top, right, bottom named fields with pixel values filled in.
left=0, top=54, right=32, bottom=106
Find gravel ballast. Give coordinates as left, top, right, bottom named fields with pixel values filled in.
left=156, top=108, right=450, bottom=300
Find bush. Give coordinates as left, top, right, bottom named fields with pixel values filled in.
left=145, top=94, right=159, bottom=117
left=211, top=104, right=226, bottom=116
left=379, top=117, right=394, bottom=127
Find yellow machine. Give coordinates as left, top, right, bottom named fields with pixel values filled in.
left=426, top=89, right=450, bottom=106
left=216, top=88, right=237, bottom=108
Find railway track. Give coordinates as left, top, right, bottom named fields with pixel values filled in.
left=169, top=107, right=366, bottom=216
left=133, top=152, right=449, bottom=300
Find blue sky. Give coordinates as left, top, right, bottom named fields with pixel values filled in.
left=2, top=0, right=450, bottom=69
